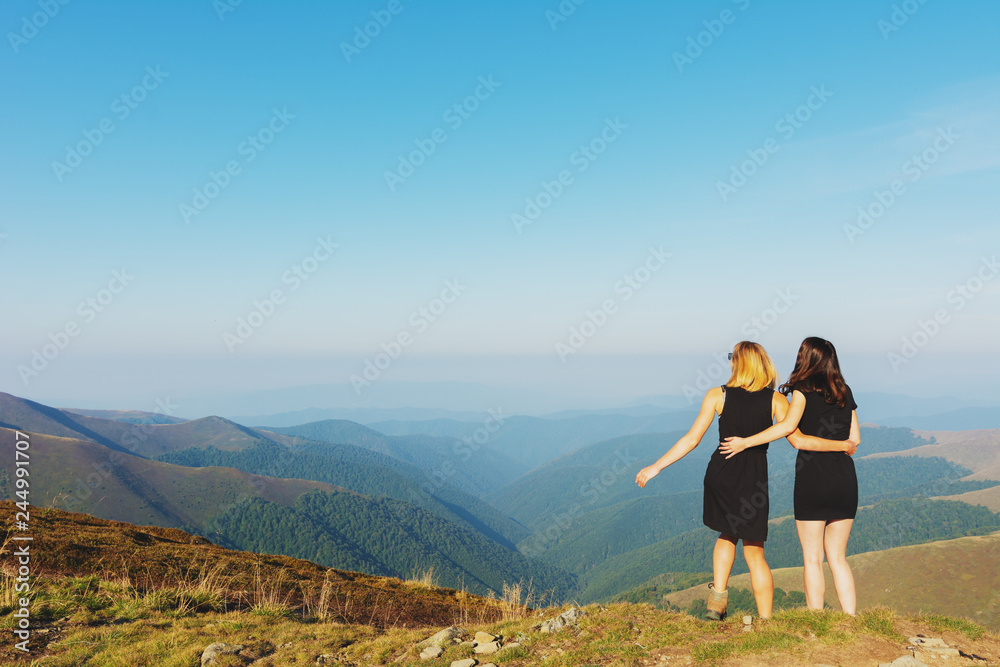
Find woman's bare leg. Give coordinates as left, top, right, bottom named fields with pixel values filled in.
left=823, top=518, right=856, bottom=615
left=742, top=540, right=773, bottom=618
left=796, top=520, right=827, bottom=609
left=713, top=534, right=738, bottom=591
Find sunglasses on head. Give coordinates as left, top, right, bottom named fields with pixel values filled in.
left=728, top=353, right=733, bottom=361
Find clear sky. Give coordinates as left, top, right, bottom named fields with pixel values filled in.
left=2, top=0, right=998, bottom=413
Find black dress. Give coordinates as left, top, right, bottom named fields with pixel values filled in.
left=703, top=385, right=774, bottom=542
left=793, top=384, right=858, bottom=521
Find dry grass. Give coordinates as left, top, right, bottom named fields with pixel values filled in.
left=3, top=578, right=999, bottom=666
left=405, top=565, right=438, bottom=589
left=0, top=501, right=507, bottom=629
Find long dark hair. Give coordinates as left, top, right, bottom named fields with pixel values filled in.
left=779, top=337, right=849, bottom=407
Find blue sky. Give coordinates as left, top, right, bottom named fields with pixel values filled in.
left=2, top=0, right=998, bottom=412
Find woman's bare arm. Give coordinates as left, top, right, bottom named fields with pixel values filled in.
left=636, top=388, right=721, bottom=487
left=787, top=409, right=860, bottom=454
left=787, top=431, right=852, bottom=452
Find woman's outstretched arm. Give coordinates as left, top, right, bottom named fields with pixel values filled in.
left=717, top=390, right=806, bottom=459
left=636, top=387, right=721, bottom=487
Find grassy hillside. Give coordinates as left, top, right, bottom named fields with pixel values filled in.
left=3, top=504, right=997, bottom=666
left=0, top=392, right=140, bottom=455
left=868, top=428, right=1000, bottom=480
left=0, top=501, right=507, bottom=629
left=663, top=531, right=1000, bottom=631
left=264, top=419, right=528, bottom=496
left=0, top=392, right=288, bottom=459
left=877, top=406, right=1000, bottom=430
left=938, top=484, right=1000, bottom=511
left=0, top=427, right=339, bottom=531
left=575, top=498, right=1000, bottom=602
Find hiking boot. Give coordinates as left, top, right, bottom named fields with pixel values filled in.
left=706, top=583, right=728, bottom=621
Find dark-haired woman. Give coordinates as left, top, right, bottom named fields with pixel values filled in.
left=719, top=337, right=860, bottom=614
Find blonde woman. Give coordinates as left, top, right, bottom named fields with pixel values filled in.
left=637, top=341, right=849, bottom=621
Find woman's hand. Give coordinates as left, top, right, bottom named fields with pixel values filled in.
left=718, top=436, right=747, bottom=459
left=635, top=465, right=660, bottom=488
left=845, top=439, right=859, bottom=456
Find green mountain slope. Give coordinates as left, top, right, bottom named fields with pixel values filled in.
left=486, top=431, right=713, bottom=528
left=158, top=439, right=529, bottom=548
left=521, top=491, right=703, bottom=572
left=213, top=490, right=576, bottom=599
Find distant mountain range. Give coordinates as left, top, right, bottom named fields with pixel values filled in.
left=3, top=389, right=1000, bottom=606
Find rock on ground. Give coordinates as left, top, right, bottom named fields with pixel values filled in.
left=419, top=646, right=444, bottom=660
left=540, top=606, right=586, bottom=633
left=201, top=643, right=245, bottom=667
left=422, top=626, right=465, bottom=648
left=878, top=656, right=928, bottom=667
left=474, top=641, right=500, bottom=654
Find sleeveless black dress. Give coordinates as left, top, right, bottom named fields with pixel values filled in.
left=703, top=385, right=774, bottom=541
left=793, top=384, right=858, bottom=521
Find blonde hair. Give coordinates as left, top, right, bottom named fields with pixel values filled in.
left=726, top=341, right=778, bottom=391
